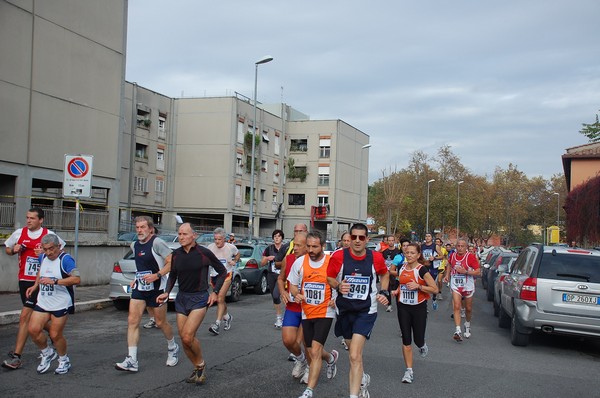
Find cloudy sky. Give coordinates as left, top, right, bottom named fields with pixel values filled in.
left=126, top=0, right=599, bottom=183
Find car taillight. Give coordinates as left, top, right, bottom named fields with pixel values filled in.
left=520, top=277, right=537, bottom=301
left=113, top=262, right=123, bottom=273
left=245, top=259, right=259, bottom=269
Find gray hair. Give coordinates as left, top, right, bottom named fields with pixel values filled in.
left=41, top=234, right=60, bottom=246
left=213, top=227, right=227, bottom=238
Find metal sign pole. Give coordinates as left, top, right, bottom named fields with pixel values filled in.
left=74, top=197, right=80, bottom=264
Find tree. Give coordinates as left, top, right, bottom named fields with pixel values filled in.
left=579, top=110, right=600, bottom=142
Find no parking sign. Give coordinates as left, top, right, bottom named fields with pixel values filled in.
left=63, top=154, right=93, bottom=198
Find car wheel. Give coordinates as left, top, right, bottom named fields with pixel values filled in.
left=254, top=273, right=268, bottom=295
left=498, top=304, right=510, bottom=329
left=112, top=299, right=129, bottom=311
left=227, top=277, right=242, bottom=303
left=510, top=313, right=530, bottom=346
left=486, top=280, right=495, bottom=302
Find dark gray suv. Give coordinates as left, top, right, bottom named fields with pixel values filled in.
left=498, top=244, right=600, bottom=346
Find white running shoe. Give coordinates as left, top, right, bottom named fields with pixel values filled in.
left=274, top=316, right=283, bottom=329
left=288, top=353, right=297, bottom=362
left=460, top=308, right=466, bottom=318
left=292, top=358, right=307, bottom=379
left=453, top=331, right=463, bottom=342
left=419, top=344, right=429, bottom=358
left=298, top=388, right=313, bottom=398
left=401, top=368, right=413, bottom=383
left=359, top=373, right=371, bottom=398
left=300, top=367, right=309, bottom=384
left=54, top=356, right=71, bottom=375
left=37, top=349, right=57, bottom=374
left=143, top=318, right=157, bottom=329
left=464, top=325, right=471, bottom=339
left=326, top=350, right=338, bottom=379
left=166, top=343, right=180, bottom=366
left=385, top=305, right=392, bottom=312
left=209, top=322, right=220, bottom=335
left=115, top=355, right=139, bottom=372
left=223, top=314, right=232, bottom=331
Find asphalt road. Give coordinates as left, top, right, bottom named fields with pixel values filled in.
left=1, top=286, right=599, bottom=398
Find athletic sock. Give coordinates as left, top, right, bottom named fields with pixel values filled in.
left=167, top=338, right=176, bottom=350
left=215, top=320, right=221, bottom=326
left=296, top=352, right=306, bottom=362
left=128, top=346, right=138, bottom=361
left=464, top=321, right=471, bottom=328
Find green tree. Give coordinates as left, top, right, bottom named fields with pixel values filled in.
left=579, top=110, right=600, bottom=142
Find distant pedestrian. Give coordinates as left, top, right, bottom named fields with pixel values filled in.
left=262, top=229, right=285, bottom=328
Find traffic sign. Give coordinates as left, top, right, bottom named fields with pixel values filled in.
left=63, top=154, right=93, bottom=197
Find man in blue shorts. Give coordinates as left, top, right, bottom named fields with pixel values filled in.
left=115, top=216, right=179, bottom=372
left=327, top=223, right=390, bottom=398
left=157, top=223, right=227, bottom=384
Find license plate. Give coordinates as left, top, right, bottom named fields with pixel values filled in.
left=562, top=293, right=599, bottom=305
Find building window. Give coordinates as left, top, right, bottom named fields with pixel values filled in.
left=236, top=153, right=243, bottom=175
left=262, top=131, right=270, bottom=143
left=156, top=149, right=165, bottom=171
left=318, top=166, right=330, bottom=186
left=245, top=186, right=252, bottom=204
left=134, top=176, right=148, bottom=193
left=260, top=189, right=266, bottom=201
left=158, top=115, right=166, bottom=139
left=319, top=138, right=331, bottom=158
left=261, top=159, right=268, bottom=172
left=137, top=108, right=151, bottom=129
left=288, top=194, right=305, bottom=206
left=273, top=162, right=279, bottom=184
left=237, top=120, right=245, bottom=143
left=274, top=133, right=280, bottom=155
left=290, top=139, right=308, bottom=152
left=318, top=195, right=329, bottom=207
left=155, top=178, right=164, bottom=203
left=235, top=184, right=242, bottom=207
left=135, top=143, right=148, bottom=160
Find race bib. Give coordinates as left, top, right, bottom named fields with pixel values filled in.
left=399, top=284, right=417, bottom=305
left=136, top=270, right=153, bottom=291
left=40, top=282, right=55, bottom=296
left=303, top=282, right=325, bottom=305
left=452, top=274, right=466, bottom=288
left=25, top=256, right=40, bottom=277
left=343, top=275, right=369, bottom=300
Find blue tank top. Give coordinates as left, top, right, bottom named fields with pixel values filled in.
left=133, top=236, right=161, bottom=290
left=335, top=249, right=375, bottom=313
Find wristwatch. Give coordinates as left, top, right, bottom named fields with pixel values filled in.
left=156, top=272, right=162, bottom=279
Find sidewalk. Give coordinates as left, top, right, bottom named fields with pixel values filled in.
left=0, top=284, right=112, bottom=325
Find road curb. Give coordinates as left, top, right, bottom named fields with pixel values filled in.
left=0, top=299, right=112, bottom=326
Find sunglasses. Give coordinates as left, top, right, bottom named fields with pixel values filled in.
left=350, top=234, right=367, bottom=241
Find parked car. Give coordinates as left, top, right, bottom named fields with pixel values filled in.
left=324, top=240, right=337, bottom=255
left=497, top=244, right=600, bottom=346
left=235, top=243, right=269, bottom=294
left=117, top=232, right=137, bottom=242
left=486, top=251, right=518, bottom=301
left=158, top=233, right=179, bottom=242
left=109, top=242, right=242, bottom=310
left=481, top=248, right=506, bottom=290
left=196, top=233, right=215, bottom=246
left=493, top=257, right=517, bottom=316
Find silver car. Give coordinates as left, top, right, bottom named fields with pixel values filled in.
left=109, top=241, right=242, bottom=310
left=498, top=244, right=600, bottom=346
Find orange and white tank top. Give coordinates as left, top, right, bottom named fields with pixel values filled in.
left=397, top=264, right=429, bottom=305
left=301, top=254, right=335, bottom=319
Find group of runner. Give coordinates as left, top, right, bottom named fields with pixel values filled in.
left=2, top=209, right=481, bottom=397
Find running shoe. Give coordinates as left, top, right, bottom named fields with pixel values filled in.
left=326, top=349, right=338, bottom=379
left=2, top=352, right=22, bottom=370
left=385, top=305, right=392, bottom=312
left=453, top=331, right=463, bottom=342
left=437, top=294, right=443, bottom=301
left=419, top=344, right=428, bottom=358
left=166, top=343, right=180, bottom=367
left=37, top=349, right=57, bottom=374
left=359, top=373, right=371, bottom=398
left=208, top=322, right=220, bottom=335
left=223, top=314, right=232, bottom=331
left=464, top=325, right=471, bottom=339
left=298, top=388, right=313, bottom=398
left=460, top=308, right=466, bottom=318
left=341, top=337, right=348, bottom=351
left=432, top=300, right=438, bottom=311
left=54, top=356, right=71, bottom=375
left=115, top=355, right=139, bottom=372
left=186, top=365, right=206, bottom=385
left=401, top=368, right=413, bottom=384
left=292, top=358, right=307, bottom=379
left=143, top=318, right=157, bottom=329
left=300, top=367, right=309, bottom=384
left=274, top=316, right=283, bottom=329
left=288, top=353, right=297, bottom=362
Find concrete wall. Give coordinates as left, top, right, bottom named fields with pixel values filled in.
left=0, top=242, right=130, bottom=292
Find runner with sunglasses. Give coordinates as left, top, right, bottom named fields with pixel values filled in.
left=327, top=223, right=390, bottom=398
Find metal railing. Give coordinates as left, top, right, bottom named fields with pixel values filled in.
left=0, top=202, right=15, bottom=227
left=40, top=206, right=109, bottom=232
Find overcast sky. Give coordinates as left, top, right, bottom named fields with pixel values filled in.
left=126, top=0, right=599, bottom=183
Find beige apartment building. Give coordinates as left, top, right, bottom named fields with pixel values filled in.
left=0, top=0, right=370, bottom=242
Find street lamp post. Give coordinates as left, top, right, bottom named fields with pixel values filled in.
left=553, top=192, right=560, bottom=226
left=357, top=144, right=372, bottom=221
left=457, top=180, right=464, bottom=240
left=249, top=55, right=273, bottom=239
left=426, top=179, right=435, bottom=234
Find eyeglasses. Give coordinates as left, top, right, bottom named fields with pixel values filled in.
left=350, top=234, right=367, bottom=241
left=294, top=230, right=306, bottom=233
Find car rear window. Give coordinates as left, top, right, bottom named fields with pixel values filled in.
left=237, top=247, right=254, bottom=257
left=538, top=253, right=600, bottom=283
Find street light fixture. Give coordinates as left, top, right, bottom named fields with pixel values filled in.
left=248, top=55, right=273, bottom=238
left=426, top=179, right=435, bottom=234
left=358, top=144, right=372, bottom=221
left=457, top=180, right=464, bottom=241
